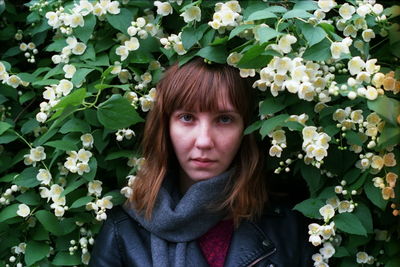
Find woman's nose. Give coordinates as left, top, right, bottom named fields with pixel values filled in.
left=194, top=122, right=214, bottom=149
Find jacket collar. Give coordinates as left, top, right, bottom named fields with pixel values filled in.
left=224, top=220, right=277, bottom=267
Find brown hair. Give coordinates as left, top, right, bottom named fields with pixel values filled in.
left=129, top=57, right=267, bottom=224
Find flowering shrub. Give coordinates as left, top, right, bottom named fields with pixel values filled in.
left=0, top=0, right=399, bottom=266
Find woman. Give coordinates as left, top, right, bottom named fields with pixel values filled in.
left=89, top=58, right=313, bottom=267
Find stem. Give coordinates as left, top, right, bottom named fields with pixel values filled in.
left=12, top=130, right=32, bottom=149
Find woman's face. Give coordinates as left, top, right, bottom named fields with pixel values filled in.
left=169, top=96, right=244, bottom=191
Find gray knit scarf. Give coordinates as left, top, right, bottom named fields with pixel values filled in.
left=123, top=170, right=232, bottom=267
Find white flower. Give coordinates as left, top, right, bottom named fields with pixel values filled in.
left=77, top=162, right=90, bottom=175
left=36, top=112, right=48, bottom=123
left=93, top=2, right=107, bottom=16
left=338, top=200, right=354, bottom=213
left=111, top=61, right=122, bottom=74
left=320, top=222, right=335, bottom=240
left=181, top=6, right=201, bottom=23
left=172, top=42, right=186, bottom=55
left=75, top=0, right=94, bottom=16
left=116, top=45, right=129, bottom=61
left=309, top=234, right=322, bottom=246
left=81, top=133, right=94, bottom=148
left=52, top=55, right=62, bottom=64
left=17, top=204, right=30, bottom=217
left=118, top=69, right=132, bottom=83
left=278, top=34, right=297, bottom=54
left=365, top=86, right=378, bottom=100
left=120, top=186, right=133, bottom=198
left=127, top=26, right=138, bottom=36
left=356, top=251, right=369, bottom=264
left=63, top=64, right=76, bottom=79
left=269, top=145, right=283, bottom=158
left=107, top=1, right=120, bottom=14
left=88, top=180, right=103, bottom=196
left=36, top=169, right=52, bottom=185
left=46, top=11, right=61, bottom=28
left=97, top=196, right=113, bottom=209
left=29, top=146, right=46, bottom=162
left=6, top=75, right=22, bottom=88
left=362, top=29, right=375, bottom=42
left=72, top=42, right=87, bottom=55
left=64, top=157, right=78, bottom=173
left=357, top=4, right=371, bottom=17
left=124, top=37, right=140, bottom=51
left=66, top=36, right=78, bottom=49
left=319, top=204, right=335, bottom=221
left=239, top=69, right=255, bottom=78
left=77, top=148, right=92, bottom=163
left=302, top=126, right=318, bottom=143
left=365, top=59, right=380, bottom=74
left=56, top=79, right=74, bottom=96
left=312, top=253, right=324, bottom=264
left=53, top=205, right=65, bottom=217
left=372, top=4, right=383, bottom=15
left=227, top=52, right=242, bottom=66
left=50, top=184, right=64, bottom=197
left=67, top=13, right=85, bottom=28
left=318, top=0, right=337, bottom=12
left=154, top=1, right=173, bottom=16
left=330, top=41, right=350, bottom=59
left=348, top=56, right=365, bottom=76
left=320, top=242, right=335, bottom=259
left=39, top=187, right=51, bottom=200
left=339, top=3, right=355, bottom=20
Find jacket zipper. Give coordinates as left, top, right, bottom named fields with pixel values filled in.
left=247, top=248, right=277, bottom=267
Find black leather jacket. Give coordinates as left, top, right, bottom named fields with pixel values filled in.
left=89, top=202, right=314, bottom=267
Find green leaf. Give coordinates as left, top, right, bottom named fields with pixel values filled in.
left=25, top=240, right=50, bottom=266
left=70, top=196, right=93, bottom=209
left=182, top=24, right=208, bottom=50
left=364, top=178, right=387, bottom=210
left=354, top=202, right=373, bottom=234
left=246, top=9, right=277, bottom=21
left=300, top=163, right=322, bottom=196
left=14, top=167, right=40, bottom=188
left=45, top=39, right=67, bottom=52
left=229, top=24, right=254, bottom=40
left=293, top=198, right=324, bottom=219
left=303, top=38, right=331, bottom=61
left=377, top=124, right=400, bottom=149
left=0, top=121, right=12, bottom=135
left=196, top=46, right=227, bottom=64
left=106, top=8, right=136, bottom=34
left=74, top=14, right=96, bottom=43
left=293, top=1, right=319, bottom=10
left=244, top=120, right=262, bottom=135
left=236, top=43, right=269, bottom=69
left=35, top=210, right=64, bottom=236
left=105, top=150, right=134, bottom=160
left=0, top=203, right=19, bottom=223
left=260, top=114, right=289, bottom=138
left=343, top=168, right=361, bottom=185
left=256, top=26, right=281, bottom=44
left=386, top=257, right=400, bottom=267
left=333, top=213, right=367, bottom=236
left=345, top=131, right=364, bottom=146
left=260, top=97, right=286, bottom=115
left=283, top=9, right=312, bottom=19
left=348, top=171, right=368, bottom=191
left=59, top=118, right=91, bottom=134
left=16, top=191, right=41, bottom=206
left=97, top=94, right=143, bottom=130
left=19, top=91, right=36, bottom=105
left=61, top=177, right=86, bottom=197
left=0, top=130, right=18, bottom=144
left=71, top=68, right=94, bottom=86
left=300, top=23, right=327, bottom=46
left=368, top=95, right=400, bottom=126
left=52, top=252, right=81, bottom=266
left=82, top=157, right=97, bottom=181
left=44, top=140, right=78, bottom=151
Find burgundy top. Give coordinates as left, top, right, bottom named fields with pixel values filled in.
left=198, top=219, right=234, bottom=267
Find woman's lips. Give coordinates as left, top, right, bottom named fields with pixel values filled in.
left=191, top=158, right=216, bottom=168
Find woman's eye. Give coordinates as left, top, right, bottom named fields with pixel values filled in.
left=218, top=115, right=232, bottom=124
left=179, top=114, right=193, bottom=122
